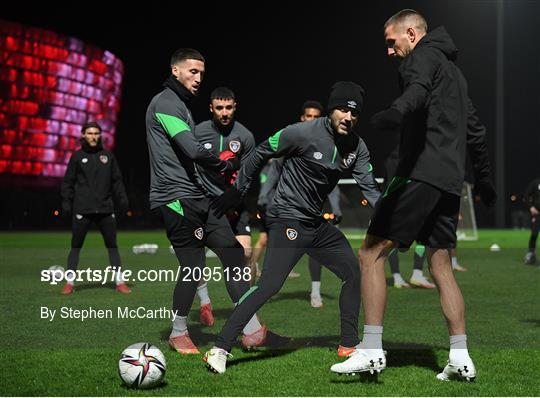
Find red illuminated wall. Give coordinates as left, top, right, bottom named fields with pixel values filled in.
left=0, top=20, right=123, bottom=180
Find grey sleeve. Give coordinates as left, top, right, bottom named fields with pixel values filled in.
left=154, top=104, right=228, bottom=173
left=351, top=140, right=381, bottom=208
left=234, top=127, right=298, bottom=196
left=241, top=131, right=256, bottom=162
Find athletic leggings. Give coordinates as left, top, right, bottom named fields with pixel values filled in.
left=215, top=217, right=361, bottom=352
left=388, top=244, right=426, bottom=274
left=529, top=215, right=539, bottom=250
left=308, top=257, right=323, bottom=282
left=67, top=213, right=121, bottom=272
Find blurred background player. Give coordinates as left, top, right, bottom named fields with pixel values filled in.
left=60, top=121, right=130, bottom=295
left=523, top=177, right=540, bottom=265
left=193, top=87, right=256, bottom=325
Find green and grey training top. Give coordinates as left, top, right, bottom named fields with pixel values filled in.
left=145, top=87, right=228, bottom=209
left=235, top=117, right=380, bottom=222
left=194, top=120, right=255, bottom=196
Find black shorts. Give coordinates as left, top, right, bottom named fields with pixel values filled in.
left=154, top=197, right=234, bottom=248
left=367, top=178, right=459, bottom=249
left=227, top=208, right=251, bottom=236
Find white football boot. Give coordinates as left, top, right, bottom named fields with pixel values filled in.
left=436, top=357, right=476, bottom=382
left=203, top=347, right=232, bottom=374
left=330, top=348, right=386, bottom=375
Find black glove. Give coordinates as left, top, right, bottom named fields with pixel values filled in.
left=222, top=157, right=241, bottom=173
left=118, top=198, right=129, bottom=214
left=370, top=108, right=403, bottom=130
left=61, top=201, right=72, bottom=218
left=475, top=178, right=496, bottom=208
left=211, top=186, right=242, bottom=218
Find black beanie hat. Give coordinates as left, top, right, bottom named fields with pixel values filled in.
left=327, top=81, right=365, bottom=113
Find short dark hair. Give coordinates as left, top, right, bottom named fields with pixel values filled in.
left=301, top=100, right=324, bottom=114
left=81, top=121, right=102, bottom=133
left=170, top=48, right=205, bottom=67
left=210, top=87, right=235, bottom=101
left=384, top=9, right=428, bottom=33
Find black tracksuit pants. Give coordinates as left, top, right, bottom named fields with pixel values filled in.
left=67, top=213, right=121, bottom=272
left=215, top=217, right=361, bottom=352
left=529, top=214, right=539, bottom=250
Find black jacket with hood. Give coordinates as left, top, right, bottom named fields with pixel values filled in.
left=391, top=26, right=492, bottom=196
left=61, top=140, right=128, bottom=215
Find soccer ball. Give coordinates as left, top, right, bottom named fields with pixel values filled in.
left=47, top=265, right=65, bottom=280
left=118, top=342, right=166, bottom=389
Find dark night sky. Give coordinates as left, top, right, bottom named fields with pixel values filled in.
left=2, top=0, right=539, bottom=227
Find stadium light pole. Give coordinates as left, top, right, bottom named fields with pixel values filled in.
left=495, top=0, right=505, bottom=228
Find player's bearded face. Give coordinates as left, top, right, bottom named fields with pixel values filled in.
left=210, top=99, right=236, bottom=127
left=330, top=108, right=358, bottom=135
left=172, top=59, right=205, bottom=95
left=82, top=128, right=101, bottom=147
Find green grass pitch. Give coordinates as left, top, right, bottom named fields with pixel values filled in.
left=0, top=229, right=539, bottom=396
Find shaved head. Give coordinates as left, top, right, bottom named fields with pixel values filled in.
left=384, top=9, right=427, bottom=34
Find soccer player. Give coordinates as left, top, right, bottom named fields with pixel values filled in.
left=60, top=121, right=130, bottom=295
left=204, top=81, right=381, bottom=374
left=523, top=177, right=540, bottom=265
left=145, top=48, right=266, bottom=354
left=330, top=10, right=495, bottom=381
left=192, top=87, right=256, bottom=326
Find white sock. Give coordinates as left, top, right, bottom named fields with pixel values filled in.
left=311, top=281, right=321, bottom=297
left=451, top=256, right=458, bottom=268
left=197, top=282, right=211, bottom=305
left=449, top=334, right=470, bottom=362
left=170, top=315, right=188, bottom=337
left=360, top=325, right=383, bottom=350
left=411, top=269, right=424, bottom=280
left=115, top=267, right=125, bottom=286
left=242, top=314, right=262, bottom=335
left=393, top=273, right=406, bottom=284
left=65, top=280, right=74, bottom=286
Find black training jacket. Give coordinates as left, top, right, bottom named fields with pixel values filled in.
left=391, top=26, right=492, bottom=196
left=61, top=141, right=128, bottom=214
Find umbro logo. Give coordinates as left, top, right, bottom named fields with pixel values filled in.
left=347, top=100, right=357, bottom=109
left=313, top=152, right=323, bottom=160
left=286, top=228, right=298, bottom=240
left=194, top=227, right=204, bottom=240
left=204, top=143, right=212, bottom=150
